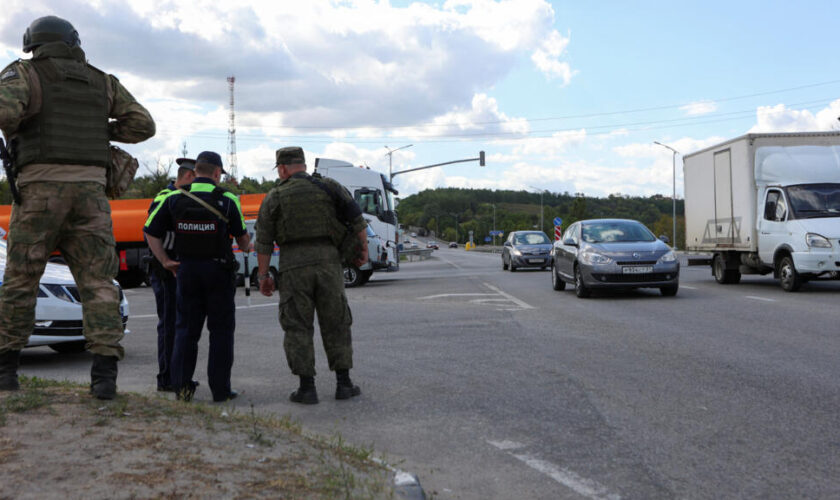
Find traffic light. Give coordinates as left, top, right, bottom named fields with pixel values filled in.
left=479, top=151, right=485, bottom=166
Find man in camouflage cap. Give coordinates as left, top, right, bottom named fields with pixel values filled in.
left=0, top=15, right=156, bottom=399
left=256, top=146, right=368, bottom=404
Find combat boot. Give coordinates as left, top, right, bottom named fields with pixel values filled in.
left=289, top=376, right=318, bottom=404
left=335, top=369, right=361, bottom=400
left=90, top=354, right=118, bottom=400
left=0, top=350, right=21, bottom=391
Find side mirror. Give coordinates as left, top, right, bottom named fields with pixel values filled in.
left=659, top=235, right=670, bottom=244
left=563, top=238, right=577, bottom=247
left=503, top=241, right=512, bottom=247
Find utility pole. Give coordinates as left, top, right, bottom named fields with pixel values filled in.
left=385, top=144, right=413, bottom=181
left=226, top=76, right=238, bottom=183
left=492, top=204, right=496, bottom=246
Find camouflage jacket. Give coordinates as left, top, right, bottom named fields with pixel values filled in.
left=255, top=173, right=366, bottom=272
left=0, top=44, right=155, bottom=185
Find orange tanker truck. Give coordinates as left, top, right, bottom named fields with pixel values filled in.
left=0, top=193, right=266, bottom=288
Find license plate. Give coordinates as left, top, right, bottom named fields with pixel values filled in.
left=622, top=266, right=652, bottom=274
left=529, top=258, right=543, bottom=264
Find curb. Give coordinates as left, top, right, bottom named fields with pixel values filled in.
left=372, top=458, right=427, bottom=499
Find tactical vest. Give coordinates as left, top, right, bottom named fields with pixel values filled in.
left=273, top=176, right=346, bottom=246
left=172, top=186, right=233, bottom=260
left=14, top=47, right=110, bottom=168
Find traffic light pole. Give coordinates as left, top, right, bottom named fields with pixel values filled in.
left=390, top=151, right=485, bottom=183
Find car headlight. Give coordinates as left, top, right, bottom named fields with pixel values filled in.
left=579, top=251, right=612, bottom=265
left=806, top=233, right=832, bottom=248
left=511, top=249, right=522, bottom=256
left=658, top=250, right=677, bottom=263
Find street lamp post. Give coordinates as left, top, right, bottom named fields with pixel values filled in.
left=492, top=203, right=496, bottom=246
left=653, top=141, right=680, bottom=249
left=528, top=186, right=545, bottom=233
left=385, top=144, right=413, bottom=181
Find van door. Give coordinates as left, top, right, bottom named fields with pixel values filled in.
left=714, top=149, right=734, bottom=245
left=758, top=188, right=788, bottom=265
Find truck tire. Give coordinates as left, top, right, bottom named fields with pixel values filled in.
left=360, top=269, right=373, bottom=285
left=343, top=266, right=364, bottom=287
left=551, top=262, right=566, bottom=291
left=713, top=254, right=741, bottom=284
left=117, top=269, right=146, bottom=289
left=777, top=256, right=802, bottom=292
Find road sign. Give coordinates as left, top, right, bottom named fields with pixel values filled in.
left=553, top=217, right=562, bottom=226
left=484, top=236, right=491, bottom=242
left=555, top=226, right=563, bottom=241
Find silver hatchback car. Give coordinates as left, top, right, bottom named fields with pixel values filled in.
left=551, top=218, right=679, bottom=297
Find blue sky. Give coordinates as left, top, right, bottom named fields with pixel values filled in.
left=2, top=0, right=839, bottom=198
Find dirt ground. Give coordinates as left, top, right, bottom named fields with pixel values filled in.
left=0, top=377, right=395, bottom=499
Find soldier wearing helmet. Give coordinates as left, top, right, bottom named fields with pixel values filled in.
left=0, top=16, right=156, bottom=399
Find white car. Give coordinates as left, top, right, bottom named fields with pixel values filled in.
left=0, top=240, right=129, bottom=353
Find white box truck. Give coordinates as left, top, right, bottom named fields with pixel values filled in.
left=683, top=131, right=840, bottom=291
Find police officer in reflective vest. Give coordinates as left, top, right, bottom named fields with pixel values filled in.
left=256, top=146, right=367, bottom=404
left=0, top=16, right=155, bottom=398
left=146, top=157, right=196, bottom=391
left=144, top=151, right=249, bottom=402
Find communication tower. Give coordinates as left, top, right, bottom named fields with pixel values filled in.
left=226, top=76, right=238, bottom=182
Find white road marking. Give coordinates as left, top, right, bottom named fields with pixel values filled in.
left=437, top=255, right=464, bottom=270
left=482, top=283, right=535, bottom=310
left=510, top=452, right=621, bottom=500
left=486, top=439, right=525, bottom=450
left=487, top=440, right=620, bottom=500
left=745, top=295, right=776, bottom=302
left=418, top=293, right=496, bottom=300
left=680, top=285, right=698, bottom=289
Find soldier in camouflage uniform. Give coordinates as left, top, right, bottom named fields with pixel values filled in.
left=256, top=147, right=368, bottom=404
left=0, top=16, right=156, bottom=399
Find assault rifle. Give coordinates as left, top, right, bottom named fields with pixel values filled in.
left=0, top=138, right=20, bottom=205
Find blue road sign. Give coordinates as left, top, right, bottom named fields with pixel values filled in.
left=553, top=217, right=563, bottom=226
left=484, top=236, right=492, bottom=242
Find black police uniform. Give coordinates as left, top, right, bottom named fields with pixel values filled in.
left=144, top=178, right=246, bottom=401
left=146, top=181, right=178, bottom=390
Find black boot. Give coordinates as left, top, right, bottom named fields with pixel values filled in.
left=0, top=350, right=21, bottom=391
left=335, top=369, right=361, bottom=400
left=289, top=376, right=318, bottom=404
left=90, top=354, right=118, bottom=400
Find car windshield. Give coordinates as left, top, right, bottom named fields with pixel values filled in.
left=581, top=221, right=655, bottom=243
left=515, top=233, right=550, bottom=245
left=786, top=183, right=840, bottom=218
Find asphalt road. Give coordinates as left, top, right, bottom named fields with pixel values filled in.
left=18, top=248, right=840, bottom=499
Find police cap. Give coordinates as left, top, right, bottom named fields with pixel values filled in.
left=195, top=151, right=226, bottom=174
left=175, top=157, right=196, bottom=171
left=276, top=147, right=305, bottom=166
left=23, top=16, right=80, bottom=53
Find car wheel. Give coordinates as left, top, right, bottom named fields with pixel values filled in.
left=660, top=284, right=679, bottom=296
left=551, top=262, right=566, bottom=291
left=713, top=254, right=741, bottom=284
left=343, top=266, right=364, bottom=287
left=778, top=256, right=802, bottom=292
left=502, top=257, right=508, bottom=271
left=574, top=264, right=590, bottom=298
left=360, top=269, right=373, bottom=285
left=49, top=341, right=87, bottom=354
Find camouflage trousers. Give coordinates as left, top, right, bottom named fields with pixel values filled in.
left=0, top=182, right=124, bottom=358
left=278, top=261, right=353, bottom=377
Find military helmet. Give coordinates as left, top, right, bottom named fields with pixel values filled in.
left=22, top=16, right=80, bottom=53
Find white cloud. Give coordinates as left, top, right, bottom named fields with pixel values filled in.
left=531, top=30, right=575, bottom=84
left=749, top=99, right=840, bottom=133
left=679, top=100, right=718, bottom=116
left=500, top=129, right=586, bottom=157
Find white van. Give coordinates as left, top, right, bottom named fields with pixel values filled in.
left=683, top=132, right=840, bottom=291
